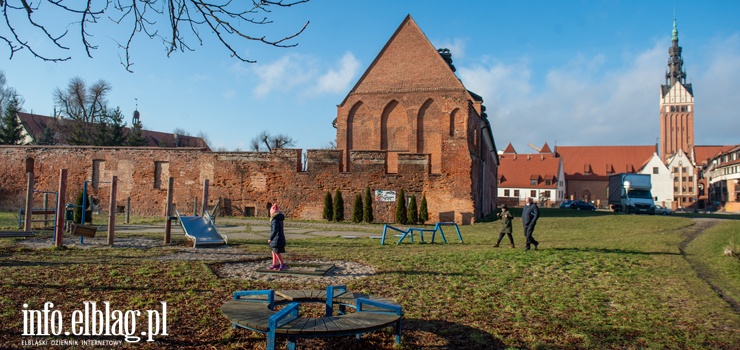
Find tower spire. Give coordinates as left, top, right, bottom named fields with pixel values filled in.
left=664, top=15, right=688, bottom=88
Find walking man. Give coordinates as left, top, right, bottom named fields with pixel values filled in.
left=522, top=197, right=540, bottom=251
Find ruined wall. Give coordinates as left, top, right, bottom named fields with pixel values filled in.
left=0, top=145, right=475, bottom=224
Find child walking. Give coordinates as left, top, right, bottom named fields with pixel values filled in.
left=494, top=204, right=515, bottom=248
left=268, top=203, right=288, bottom=270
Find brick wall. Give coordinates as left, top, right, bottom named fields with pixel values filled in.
left=0, top=145, right=478, bottom=224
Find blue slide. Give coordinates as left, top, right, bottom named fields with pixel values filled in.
left=176, top=210, right=227, bottom=247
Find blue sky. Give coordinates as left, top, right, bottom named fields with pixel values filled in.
left=2, top=0, right=738, bottom=153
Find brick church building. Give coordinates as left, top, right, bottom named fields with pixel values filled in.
left=0, top=15, right=498, bottom=224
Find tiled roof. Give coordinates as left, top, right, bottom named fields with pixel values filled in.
left=502, top=143, right=516, bottom=154
left=693, top=145, right=735, bottom=166
left=555, top=145, right=655, bottom=180
left=539, top=142, right=552, bottom=154
left=498, top=153, right=560, bottom=189
left=17, top=112, right=210, bottom=150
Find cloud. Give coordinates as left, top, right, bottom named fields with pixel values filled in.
left=458, top=43, right=667, bottom=152
left=313, top=52, right=360, bottom=95
left=251, top=52, right=360, bottom=99
left=434, top=38, right=466, bottom=60
left=694, top=33, right=740, bottom=146
left=251, top=54, right=316, bottom=98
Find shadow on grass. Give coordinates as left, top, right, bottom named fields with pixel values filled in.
left=375, top=270, right=470, bottom=277
left=549, top=247, right=681, bottom=256
left=403, top=318, right=505, bottom=349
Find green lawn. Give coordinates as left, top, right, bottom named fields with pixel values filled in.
left=0, top=210, right=738, bottom=349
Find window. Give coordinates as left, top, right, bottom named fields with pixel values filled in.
left=545, top=180, right=551, bottom=186
left=688, top=176, right=693, bottom=182
left=530, top=190, right=536, bottom=197
left=653, top=167, right=659, bottom=174
left=674, top=177, right=678, bottom=182
left=682, top=167, right=687, bottom=173
left=673, top=167, right=678, bottom=173
left=514, top=190, right=520, bottom=197
left=674, top=187, right=678, bottom=193
left=504, top=189, right=510, bottom=197
left=530, top=179, right=537, bottom=186
left=682, top=177, right=687, bottom=182
left=689, top=187, right=693, bottom=193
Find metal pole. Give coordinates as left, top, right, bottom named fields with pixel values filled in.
left=107, top=176, right=117, bottom=245
left=125, top=197, right=130, bottom=224
left=201, top=179, right=209, bottom=216
left=43, top=193, right=49, bottom=227
left=80, top=181, right=88, bottom=244
left=24, top=172, right=34, bottom=232
left=164, top=177, right=174, bottom=244
left=54, top=169, right=67, bottom=248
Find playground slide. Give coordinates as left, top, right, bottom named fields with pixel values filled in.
left=176, top=211, right=227, bottom=247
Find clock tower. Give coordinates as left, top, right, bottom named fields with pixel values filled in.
left=659, top=17, right=694, bottom=163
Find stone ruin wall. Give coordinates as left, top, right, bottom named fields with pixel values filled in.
left=0, top=146, right=476, bottom=224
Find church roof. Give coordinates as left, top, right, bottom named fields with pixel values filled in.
left=555, top=145, right=655, bottom=180
left=339, top=15, right=472, bottom=106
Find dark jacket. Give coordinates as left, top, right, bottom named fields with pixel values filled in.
left=498, top=210, right=513, bottom=233
left=522, top=203, right=539, bottom=227
left=269, top=213, right=286, bottom=248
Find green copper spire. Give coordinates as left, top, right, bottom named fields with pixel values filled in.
left=672, top=15, right=678, bottom=42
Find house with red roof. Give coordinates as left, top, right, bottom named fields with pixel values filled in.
left=16, top=111, right=210, bottom=149
left=497, top=143, right=564, bottom=207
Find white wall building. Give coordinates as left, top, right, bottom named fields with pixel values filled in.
left=639, top=153, right=673, bottom=208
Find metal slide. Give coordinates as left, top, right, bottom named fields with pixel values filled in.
left=176, top=210, right=227, bottom=247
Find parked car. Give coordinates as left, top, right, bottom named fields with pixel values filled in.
left=559, top=200, right=573, bottom=209
left=570, top=200, right=596, bottom=211
left=653, top=205, right=672, bottom=215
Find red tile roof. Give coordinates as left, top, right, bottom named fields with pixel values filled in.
left=498, top=153, right=560, bottom=189
left=502, top=143, right=516, bottom=154
left=693, top=145, right=735, bottom=166
left=17, top=112, right=210, bottom=150
left=555, top=145, right=655, bottom=180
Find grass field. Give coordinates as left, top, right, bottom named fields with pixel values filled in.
left=0, top=210, right=738, bottom=349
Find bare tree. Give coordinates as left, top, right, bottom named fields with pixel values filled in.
left=1, top=1, right=309, bottom=72
left=54, top=77, right=112, bottom=145
left=249, top=130, right=295, bottom=152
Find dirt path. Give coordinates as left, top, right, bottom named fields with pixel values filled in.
left=679, top=218, right=740, bottom=313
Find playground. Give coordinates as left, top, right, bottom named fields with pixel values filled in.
left=1, top=208, right=740, bottom=349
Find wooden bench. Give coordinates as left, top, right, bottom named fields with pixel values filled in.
left=0, top=231, right=35, bottom=238
left=71, top=224, right=98, bottom=238
left=221, top=286, right=402, bottom=350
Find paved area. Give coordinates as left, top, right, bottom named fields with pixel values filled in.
left=113, top=218, right=386, bottom=241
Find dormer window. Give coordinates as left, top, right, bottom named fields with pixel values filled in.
left=530, top=179, right=537, bottom=186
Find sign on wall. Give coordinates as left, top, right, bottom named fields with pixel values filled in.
left=375, top=190, right=396, bottom=202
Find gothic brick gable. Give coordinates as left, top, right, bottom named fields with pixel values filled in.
left=344, top=15, right=465, bottom=97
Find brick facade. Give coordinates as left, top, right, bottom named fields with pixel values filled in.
left=0, top=16, right=498, bottom=225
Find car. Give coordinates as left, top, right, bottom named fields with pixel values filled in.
left=570, top=200, right=596, bottom=211
left=559, top=200, right=573, bottom=208
left=653, top=205, right=672, bottom=215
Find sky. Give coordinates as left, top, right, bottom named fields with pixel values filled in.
left=2, top=0, right=738, bottom=154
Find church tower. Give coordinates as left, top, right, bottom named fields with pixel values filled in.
left=659, top=17, right=694, bottom=163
